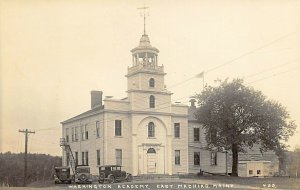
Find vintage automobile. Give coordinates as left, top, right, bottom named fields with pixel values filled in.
left=75, top=165, right=93, bottom=184
left=54, top=166, right=72, bottom=184
left=98, top=165, right=132, bottom=183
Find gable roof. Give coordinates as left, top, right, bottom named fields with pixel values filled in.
left=61, top=105, right=104, bottom=125
left=61, top=104, right=198, bottom=125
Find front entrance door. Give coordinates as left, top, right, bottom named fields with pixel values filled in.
left=147, top=148, right=156, bottom=173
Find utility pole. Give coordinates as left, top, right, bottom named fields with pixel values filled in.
left=19, top=129, right=35, bottom=187
left=225, top=150, right=228, bottom=176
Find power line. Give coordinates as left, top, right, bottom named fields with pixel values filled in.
left=167, top=72, right=204, bottom=89
left=166, top=31, right=299, bottom=90
left=244, top=58, right=300, bottom=79
left=246, top=65, right=300, bottom=85
left=205, top=30, right=299, bottom=73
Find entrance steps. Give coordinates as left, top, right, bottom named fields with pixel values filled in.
left=134, top=174, right=180, bottom=180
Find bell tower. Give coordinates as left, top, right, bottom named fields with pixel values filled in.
left=126, top=6, right=171, bottom=111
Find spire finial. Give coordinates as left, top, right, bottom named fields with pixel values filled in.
left=138, top=5, right=149, bottom=35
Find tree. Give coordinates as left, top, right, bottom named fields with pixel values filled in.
left=0, top=152, right=62, bottom=187
left=195, top=79, right=296, bottom=176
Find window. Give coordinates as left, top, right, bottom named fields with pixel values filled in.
left=72, top=128, right=75, bottom=142
left=115, top=120, right=122, bottom=136
left=97, top=150, right=100, bottom=165
left=148, top=122, right=155, bottom=137
left=257, top=170, right=261, bottom=175
left=249, top=170, right=253, bottom=175
left=66, top=152, right=69, bottom=166
left=175, top=150, right=180, bottom=165
left=81, top=125, right=88, bottom=140
left=85, top=125, right=88, bottom=140
left=149, top=78, right=155, bottom=87
left=82, top=152, right=85, bottom=165
left=81, top=126, right=84, bottom=140
left=116, top=149, right=122, bottom=165
left=194, top=152, right=200, bottom=166
left=149, top=95, right=155, bottom=108
left=174, top=123, right=180, bottom=138
left=75, top=152, right=78, bottom=165
left=81, top=151, right=88, bottom=165
left=194, top=128, right=200, bottom=141
left=74, top=127, right=78, bottom=141
left=96, top=121, right=100, bottom=138
left=147, top=148, right=156, bottom=154
left=72, top=127, right=78, bottom=141
left=211, top=152, right=217, bottom=165
left=65, top=128, right=69, bottom=142
left=85, top=151, right=89, bottom=165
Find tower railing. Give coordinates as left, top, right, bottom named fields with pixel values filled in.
left=128, top=63, right=164, bottom=74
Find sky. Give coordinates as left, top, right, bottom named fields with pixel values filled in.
left=0, top=0, right=300, bottom=156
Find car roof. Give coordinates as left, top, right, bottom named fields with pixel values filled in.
left=55, top=166, right=70, bottom=169
left=98, top=165, right=122, bottom=167
left=76, top=165, right=90, bottom=168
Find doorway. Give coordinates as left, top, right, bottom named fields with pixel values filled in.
left=147, top=148, right=156, bottom=173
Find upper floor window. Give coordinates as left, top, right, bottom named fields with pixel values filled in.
left=96, top=121, right=100, bottom=138
left=75, top=127, right=78, bottom=141
left=66, top=128, right=69, bottom=142
left=194, top=128, right=200, bottom=141
left=72, top=128, right=74, bottom=142
left=85, top=125, right=88, bottom=140
left=211, top=152, right=217, bottom=166
left=148, top=122, right=155, bottom=138
left=81, top=125, right=88, bottom=140
left=115, top=120, right=122, bottom=136
left=149, top=95, right=155, bottom=108
left=149, top=78, right=155, bottom=87
left=174, top=123, right=180, bottom=138
left=81, top=126, right=84, bottom=140
left=72, top=127, right=78, bottom=142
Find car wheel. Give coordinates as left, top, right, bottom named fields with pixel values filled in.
left=98, top=180, right=104, bottom=184
left=109, top=175, right=115, bottom=183
left=126, top=174, right=133, bottom=182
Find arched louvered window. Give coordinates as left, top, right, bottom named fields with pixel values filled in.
left=147, top=148, right=156, bottom=153
left=149, top=78, right=155, bottom=87
left=148, top=122, right=155, bottom=137
left=149, top=95, right=155, bottom=108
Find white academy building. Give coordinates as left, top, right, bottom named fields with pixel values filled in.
left=61, top=30, right=234, bottom=176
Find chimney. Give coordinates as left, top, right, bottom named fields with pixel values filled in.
left=189, top=98, right=196, bottom=109
left=91, top=91, right=103, bottom=109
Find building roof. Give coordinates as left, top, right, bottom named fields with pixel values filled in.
left=61, top=103, right=198, bottom=125
left=61, top=105, right=104, bottom=125
left=131, top=34, right=159, bottom=53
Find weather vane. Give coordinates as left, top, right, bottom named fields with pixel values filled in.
left=137, top=5, right=149, bottom=35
